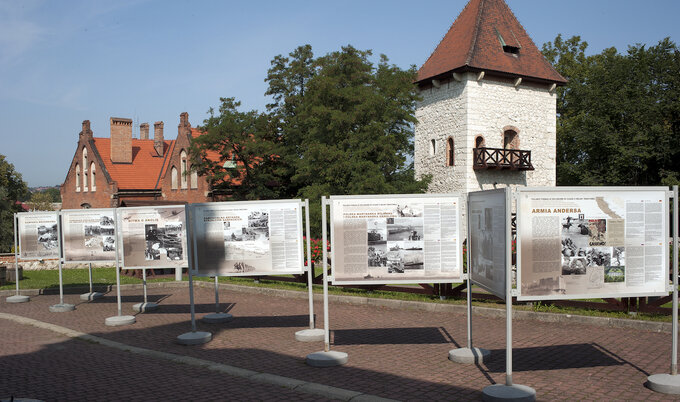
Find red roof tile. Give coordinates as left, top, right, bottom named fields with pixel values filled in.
left=93, top=137, right=172, bottom=190
left=417, top=0, right=566, bottom=84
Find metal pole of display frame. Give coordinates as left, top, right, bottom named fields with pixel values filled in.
left=202, top=273, right=233, bottom=323
left=177, top=204, right=212, bottom=345
left=296, top=199, right=324, bottom=342
left=50, top=212, right=74, bottom=312
left=306, top=196, right=348, bottom=367
left=7, top=214, right=29, bottom=303
left=105, top=208, right=135, bottom=326
left=132, top=267, right=158, bottom=312
left=80, top=261, right=103, bottom=301
left=482, top=188, right=535, bottom=401
left=647, top=185, right=680, bottom=393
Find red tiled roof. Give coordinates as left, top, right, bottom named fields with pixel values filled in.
left=417, top=0, right=566, bottom=84
left=93, top=137, right=172, bottom=190
left=191, top=128, right=222, bottom=163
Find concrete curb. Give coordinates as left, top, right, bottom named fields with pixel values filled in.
left=1, top=280, right=672, bottom=333
left=0, top=312, right=398, bottom=402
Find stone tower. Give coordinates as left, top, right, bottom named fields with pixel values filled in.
left=414, top=0, right=566, bottom=200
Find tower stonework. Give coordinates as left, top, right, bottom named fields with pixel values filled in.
left=414, top=0, right=566, bottom=227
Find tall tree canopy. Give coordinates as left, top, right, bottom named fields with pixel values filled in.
left=543, top=35, right=680, bottom=186
left=0, top=154, right=28, bottom=252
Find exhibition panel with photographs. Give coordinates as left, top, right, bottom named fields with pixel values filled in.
left=190, top=200, right=304, bottom=276
left=17, top=212, right=61, bottom=260
left=61, top=209, right=116, bottom=262
left=117, top=206, right=187, bottom=269
left=517, top=188, right=669, bottom=300
left=330, top=195, right=462, bottom=285
left=468, top=189, right=508, bottom=299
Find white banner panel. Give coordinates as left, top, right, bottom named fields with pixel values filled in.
left=61, top=209, right=116, bottom=263
left=330, top=194, right=462, bottom=285
left=189, top=200, right=304, bottom=276
left=118, top=205, right=187, bottom=269
left=468, top=188, right=508, bottom=299
left=517, top=187, right=669, bottom=300
left=17, top=212, right=60, bottom=260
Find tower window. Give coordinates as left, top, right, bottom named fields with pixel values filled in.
left=503, top=45, right=520, bottom=55
left=446, top=137, right=454, bottom=167
left=429, top=139, right=436, bottom=156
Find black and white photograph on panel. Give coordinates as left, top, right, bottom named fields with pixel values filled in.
left=367, top=219, right=387, bottom=245
left=118, top=206, right=187, bottom=269
left=386, top=217, right=424, bottom=241
left=588, top=219, right=607, bottom=246
left=396, top=204, right=423, bottom=218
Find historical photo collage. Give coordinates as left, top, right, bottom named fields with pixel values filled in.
left=119, top=207, right=186, bottom=268
left=84, top=214, right=116, bottom=253
left=62, top=210, right=117, bottom=262
left=366, top=204, right=425, bottom=276
left=144, top=221, right=184, bottom=261
left=222, top=210, right=270, bottom=273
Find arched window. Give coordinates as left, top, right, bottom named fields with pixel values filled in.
left=475, top=135, right=486, bottom=148
left=75, top=164, right=81, bottom=192
left=429, top=139, right=436, bottom=156
left=446, top=137, right=454, bottom=167
left=190, top=170, right=198, bottom=189
left=171, top=166, right=178, bottom=190
left=180, top=150, right=187, bottom=189
left=503, top=129, right=519, bottom=149
left=90, top=162, right=96, bottom=191
left=82, top=148, right=88, bottom=191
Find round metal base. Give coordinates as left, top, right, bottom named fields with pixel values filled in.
left=132, top=302, right=159, bottom=313
left=449, top=347, right=491, bottom=364
left=49, top=303, right=75, bottom=313
left=80, top=292, right=104, bottom=301
left=646, top=374, right=680, bottom=394
left=295, top=328, right=325, bottom=342
left=105, top=315, right=136, bottom=327
left=306, top=351, right=349, bottom=367
left=176, top=331, right=212, bottom=345
left=202, top=312, right=233, bottom=323
left=482, top=384, right=536, bottom=402
left=6, top=295, right=29, bottom=303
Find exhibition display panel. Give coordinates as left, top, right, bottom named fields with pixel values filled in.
left=61, top=208, right=117, bottom=263
left=17, top=211, right=60, bottom=260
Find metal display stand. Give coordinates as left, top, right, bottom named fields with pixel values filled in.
left=105, top=209, right=135, bottom=326
left=482, top=190, right=535, bottom=401
left=306, top=196, right=348, bottom=367
left=49, top=214, right=74, bottom=312
left=80, top=262, right=103, bottom=301
left=177, top=205, right=211, bottom=345
left=202, top=276, right=233, bottom=323
left=132, top=268, right=158, bottom=313
left=296, top=199, right=324, bottom=342
left=647, top=185, right=680, bottom=394
left=6, top=214, right=29, bottom=303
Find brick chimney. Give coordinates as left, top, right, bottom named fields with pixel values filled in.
left=110, top=117, right=132, bottom=163
left=178, top=112, right=191, bottom=137
left=140, top=123, right=149, bottom=140
left=154, top=121, right=164, bottom=156
left=80, top=120, right=93, bottom=139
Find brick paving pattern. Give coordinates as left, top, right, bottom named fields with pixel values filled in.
left=1, top=283, right=678, bottom=401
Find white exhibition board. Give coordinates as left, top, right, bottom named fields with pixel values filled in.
left=61, top=208, right=116, bottom=263
left=329, top=194, right=462, bottom=285
left=117, top=205, right=188, bottom=269
left=189, top=200, right=305, bottom=276
left=17, top=212, right=60, bottom=260
left=468, top=188, right=509, bottom=299
left=517, top=187, right=670, bottom=300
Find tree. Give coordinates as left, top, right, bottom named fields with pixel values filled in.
left=0, top=154, right=28, bottom=252
left=543, top=35, right=680, bottom=186
left=29, top=191, right=55, bottom=211
left=189, top=97, right=285, bottom=200
left=265, top=45, right=430, bottom=235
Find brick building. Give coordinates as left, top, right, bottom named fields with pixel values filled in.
left=61, top=112, right=222, bottom=209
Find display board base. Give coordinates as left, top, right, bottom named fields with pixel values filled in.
left=482, top=384, right=536, bottom=402
left=306, top=351, right=349, bottom=367
left=80, top=292, right=104, bottom=301
left=49, top=303, right=75, bottom=313
left=448, top=347, right=491, bottom=364
left=132, top=302, right=158, bottom=313
left=646, top=374, right=680, bottom=394
left=105, top=315, right=136, bottom=327
left=295, top=328, right=325, bottom=342
left=176, top=331, right=212, bottom=345
left=202, top=312, right=233, bottom=323
left=6, top=295, right=29, bottom=303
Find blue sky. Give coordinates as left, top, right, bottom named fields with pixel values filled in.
left=1, top=0, right=678, bottom=187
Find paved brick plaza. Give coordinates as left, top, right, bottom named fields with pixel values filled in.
left=0, top=283, right=677, bottom=401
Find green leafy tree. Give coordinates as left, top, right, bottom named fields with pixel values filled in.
left=266, top=45, right=430, bottom=235
left=29, top=191, right=54, bottom=211
left=0, top=154, right=28, bottom=252
left=189, top=97, right=285, bottom=200
left=543, top=35, right=680, bottom=186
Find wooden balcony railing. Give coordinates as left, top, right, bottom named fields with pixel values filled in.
left=473, top=147, right=534, bottom=171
